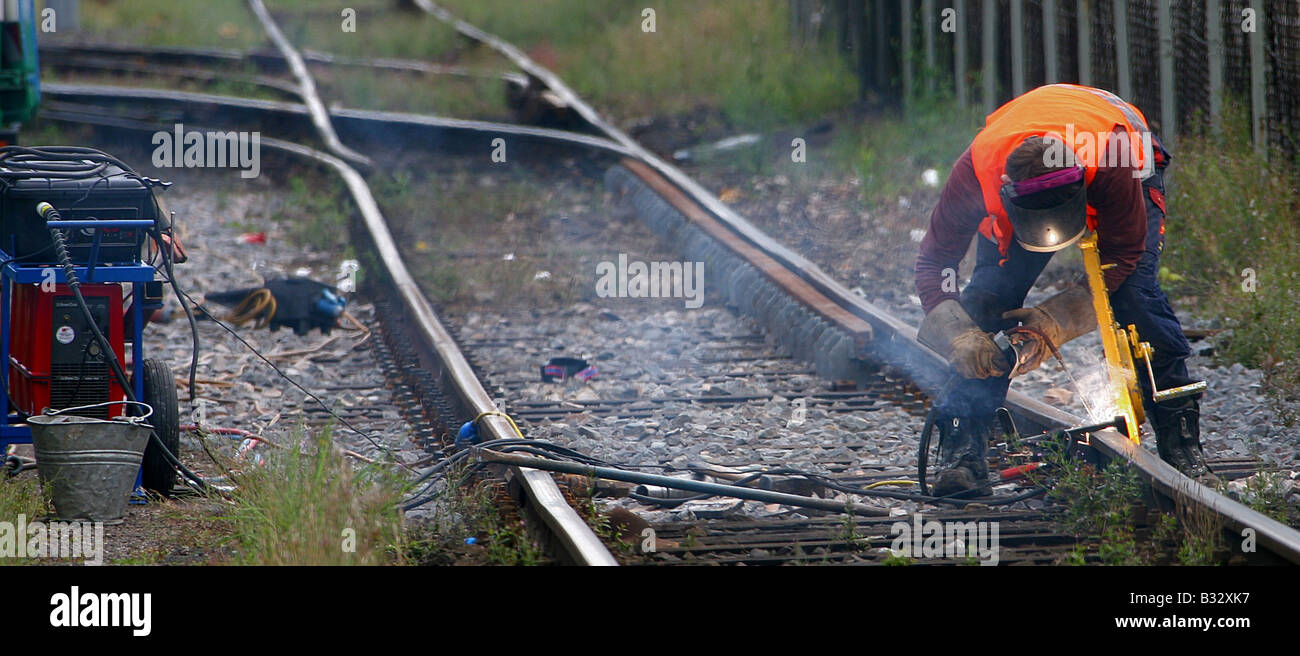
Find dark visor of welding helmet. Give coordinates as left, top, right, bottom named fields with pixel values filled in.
left=999, top=165, right=1088, bottom=253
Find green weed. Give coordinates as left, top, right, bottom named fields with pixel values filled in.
left=225, top=426, right=408, bottom=565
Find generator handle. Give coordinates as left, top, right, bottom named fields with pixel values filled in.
left=43, top=400, right=154, bottom=424
left=44, top=220, right=157, bottom=229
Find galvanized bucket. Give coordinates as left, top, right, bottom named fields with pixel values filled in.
left=29, top=401, right=154, bottom=522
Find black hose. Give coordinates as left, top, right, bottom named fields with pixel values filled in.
left=42, top=204, right=212, bottom=494
left=151, top=223, right=199, bottom=402
left=628, top=471, right=770, bottom=508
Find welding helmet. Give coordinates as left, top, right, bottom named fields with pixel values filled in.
left=998, top=165, right=1088, bottom=253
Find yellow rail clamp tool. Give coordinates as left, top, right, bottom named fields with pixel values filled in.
left=1078, top=233, right=1206, bottom=443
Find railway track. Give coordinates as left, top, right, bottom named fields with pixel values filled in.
left=32, top=2, right=1300, bottom=566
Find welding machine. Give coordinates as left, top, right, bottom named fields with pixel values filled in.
left=0, top=145, right=181, bottom=494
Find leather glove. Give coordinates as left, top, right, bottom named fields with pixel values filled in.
left=918, top=299, right=1009, bottom=379
left=1000, top=306, right=1062, bottom=376
left=950, top=329, right=1010, bottom=379
left=1000, top=286, right=1097, bottom=376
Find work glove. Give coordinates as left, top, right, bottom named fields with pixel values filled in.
left=1000, top=286, right=1097, bottom=376
left=1000, top=306, right=1062, bottom=376
left=918, top=299, right=1009, bottom=379
left=950, top=329, right=1010, bottom=379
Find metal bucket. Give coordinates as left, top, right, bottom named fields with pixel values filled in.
left=28, top=401, right=154, bottom=522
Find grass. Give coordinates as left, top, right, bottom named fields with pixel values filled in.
left=313, top=66, right=509, bottom=118
left=0, top=475, right=50, bottom=565
left=829, top=98, right=984, bottom=207
left=270, top=0, right=465, bottom=61
left=41, top=66, right=292, bottom=103
left=271, top=170, right=356, bottom=253
left=1043, top=445, right=1147, bottom=565
left=404, top=469, right=547, bottom=566
left=1162, top=101, right=1300, bottom=424
left=1168, top=486, right=1226, bottom=566
left=1237, top=470, right=1293, bottom=524
left=435, top=0, right=857, bottom=127
left=56, top=0, right=267, bottom=50
left=1036, top=441, right=1233, bottom=565
left=222, top=426, right=409, bottom=565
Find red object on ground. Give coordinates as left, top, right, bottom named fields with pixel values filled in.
left=238, top=232, right=267, bottom=245
left=1000, top=462, right=1043, bottom=480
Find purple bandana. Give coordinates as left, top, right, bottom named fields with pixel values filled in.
left=1010, top=165, right=1084, bottom=196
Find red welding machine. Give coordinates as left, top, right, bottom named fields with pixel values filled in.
left=9, top=283, right=126, bottom=419
left=0, top=146, right=180, bottom=495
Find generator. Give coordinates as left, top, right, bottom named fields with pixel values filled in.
left=10, top=283, right=126, bottom=418
left=0, top=145, right=180, bottom=494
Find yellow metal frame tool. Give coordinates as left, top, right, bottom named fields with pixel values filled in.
left=1078, top=233, right=1146, bottom=443
left=1077, top=233, right=1206, bottom=444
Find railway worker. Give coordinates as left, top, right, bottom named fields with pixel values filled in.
left=913, top=83, right=1211, bottom=497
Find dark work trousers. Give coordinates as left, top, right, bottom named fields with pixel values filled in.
left=934, top=166, right=1195, bottom=423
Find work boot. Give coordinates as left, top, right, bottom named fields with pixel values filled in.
left=1152, top=398, right=1218, bottom=484
left=931, top=415, right=993, bottom=498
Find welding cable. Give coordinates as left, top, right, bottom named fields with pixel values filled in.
left=472, top=410, right=524, bottom=438
left=226, top=288, right=277, bottom=329
left=628, top=471, right=769, bottom=508
left=148, top=214, right=200, bottom=404
left=402, top=437, right=558, bottom=495
left=4, top=454, right=36, bottom=474
left=811, top=474, right=1048, bottom=506
left=41, top=203, right=214, bottom=495
left=862, top=479, right=920, bottom=489
left=403, top=435, right=1042, bottom=510
left=163, top=282, right=411, bottom=470
left=180, top=423, right=264, bottom=441
left=404, top=438, right=562, bottom=495
left=399, top=437, right=581, bottom=507
left=401, top=462, right=488, bottom=511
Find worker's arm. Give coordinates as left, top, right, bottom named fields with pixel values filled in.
left=1090, top=127, right=1148, bottom=292
left=914, top=147, right=989, bottom=313
left=915, top=148, right=1010, bottom=378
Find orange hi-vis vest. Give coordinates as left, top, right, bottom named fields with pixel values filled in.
left=970, top=84, right=1154, bottom=261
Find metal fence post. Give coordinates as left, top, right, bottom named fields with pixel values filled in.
left=1011, top=0, right=1025, bottom=96
left=1249, top=0, right=1266, bottom=156
left=1115, top=0, right=1131, bottom=99
left=1043, top=0, right=1058, bottom=83
left=846, top=0, right=863, bottom=101
left=1207, top=0, right=1223, bottom=133
left=955, top=0, right=967, bottom=107
left=903, top=0, right=914, bottom=105
left=1079, top=0, right=1092, bottom=84
left=875, top=0, right=887, bottom=99
left=983, top=0, right=997, bottom=112
left=1158, top=0, right=1175, bottom=146
left=923, top=0, right=936, bottom=94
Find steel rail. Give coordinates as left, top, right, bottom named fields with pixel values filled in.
left=246, top=0, right=372, bottom=167
left=42, top=56, right=302, bottom=98
left=413, top=1, right=907, bottom=353
left=239, top=9, right=614, bottom=566
left=36, top=101, right=617, bottom=566
left=38, top=42, right=520, bottom=82
left=40, top=83, right=635, bottom=158
left=407, top=4, right=1300, bottom=564
left=261, top=138, right=615, bottom=567
left=37, top=58, right=1300, bottom=563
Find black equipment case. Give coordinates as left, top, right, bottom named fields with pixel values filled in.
left=0, top=160, right=155, bottom=265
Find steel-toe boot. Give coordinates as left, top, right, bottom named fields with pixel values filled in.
left=931, top=415, right=993, bottom=497
left=1151, top=397, right=1218, bottom=484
